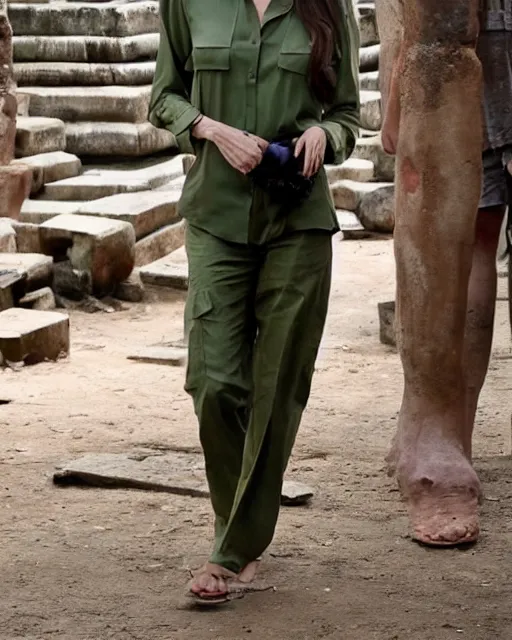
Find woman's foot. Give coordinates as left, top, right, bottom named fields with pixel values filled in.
left=188, top=559, right=262, bottom=603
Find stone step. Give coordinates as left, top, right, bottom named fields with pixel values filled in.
left=15, top=116, right=66, bottom=158
left=12, top=151, right=81, bottom=194
left=20, top=199, right=82, bottom=224
left=82, top=155, right=184, bottom=190
left=41, top=156, right=184, bottom=200
left=326, top=158, right=374, bottom=184
left=65, top=121, right=175, bottom=157
left=10, top=220, right=42, bottom=254
left=0, top=252, right=53, bottom=290
left=0, top=307, right=69, bottom=365
left=331, top=180, right=394, bottom=233
left=336, top=209, right=367, bottom=240
left=13, top=34, right=159, bottom=63
left=360, top=90, right=382, bottom=132
left=139, top=246, right=188, bottom=290
left=360, top=71, right=379, bottom=92
left=359, top=44, right=379, bottom=73
left=7, top=2, right=159, bottom=37
left=41, top=174, right=151, bottom=201
left=353, top=134, right=395, bottom=182
left=18, top=85, right=152, bottom=123
left=40, top=214, right=135, bottom=295
left=357, top=3, right=378, bottom=47
left=76, top=190, right=181, bottom=240
left=134, top=219, right=185, bottom=267
left=14, top=61, right=156, bottom=86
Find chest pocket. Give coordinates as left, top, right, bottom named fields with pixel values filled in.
left=277, top=12, right=312, bottom=76
left=185, top=0, right=238, bottom=71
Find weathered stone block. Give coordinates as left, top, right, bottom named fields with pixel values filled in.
left=0, top=164, right=32, bottom=218
left=8, top=2, right=159, bottom=37
left=359, top=44, right=380, bottom=72
left=0, top=252, right=53, bottom=289
left=0, top=307, right=69, bottom=364
left=65, top=121, right=176, bottom=157
left=12, top=150, right=81, bottom=194
left=114, top=269, right=144, bottom=302
left=135, top=219, right=185, bottom=266
left=13, top=34, right=160, bottom=64
left=0, top=269, right=26, bottom=311
left=0, top=218, right=16, bottom=252
left=77, top=190, right=181, bottom=240
left=353, top=134, right=396, bottom=182
left=139, top=247, right=188, bottom=290
left=10, top=219, right=41, bottom=253
left=360, top=71, right=379, bottom=92
left=40, top=214, right=135, bottom=295
left=18, top=286, right=55, bottom=310
left=326, top=158, right=374, bottom=184
left=358, top=4, right=379, bottom=47
left=357, top=183, right=395, bottom=233
left=15, top=116, right=66, bottom=157
left=18, top=86, right=152, bottom=123
left=0, top=3, right=17, bottom=165
left=360, top=90, right=382, bottom=131
left=20, top=199, right=81, bottom=224
left=14, top=61, right=156, bottom=86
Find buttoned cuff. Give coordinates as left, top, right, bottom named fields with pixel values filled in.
left=150, top=100, right=201, bottom=155
left=318, top=122, right=350, bottom=166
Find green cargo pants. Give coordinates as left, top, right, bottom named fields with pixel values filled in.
left=184, top=223, right=332, bottom=573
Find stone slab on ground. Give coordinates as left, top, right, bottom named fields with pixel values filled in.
left=14, top=61, right=156, bottom=86
left=378, top=301, right=396, bottom=348
left=360, top=90, right=382, bottom=132
left=18, top=85, right=152, bottom=124
left=65, top=122, right=176, bottom=157
left=326, top=158, right=374, bottom=184
left=0, top=252, right=53, bottom=289
left=42, top=174, right=151, bottom=201
left=0, top=219, right=17, bottom=252
left=8, top=2, right=159, bottom=37
left=135, top=220, right=185, bottom=267
left=0, top=270, right=26, bottom=311
left=40, top=214, right=135, bottom=295
left=353, top=134, right=396, bottom=182
left=127, top=346, right=187, bottom=367
left=18, top=286, right=55, bottom=311
left=53, top=452, right=315, bottom=505
left=139, top=248, right=188, bottom=290
left=20, top=199, right=82, bottom=224
left=12, top=151, right=81, bottom=194
left=13, top=34, right=160, bottom=63
left=15, top=116, right=66, bottom=157
left=114, top=269, right=144, bottom=302
left=336, top=210, right=366, bottom=240
left=0, top=307, right=69, bottom=364
left=0, top=164, right=32, bottom=219
left=77, top=191, right=180, bottom=240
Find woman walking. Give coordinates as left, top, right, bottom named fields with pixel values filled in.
left=149, top=0, right=360, bottom=603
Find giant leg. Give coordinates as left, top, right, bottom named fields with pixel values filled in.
left=386, top=0, right=483, bottom=545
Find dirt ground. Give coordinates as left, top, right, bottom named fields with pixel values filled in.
left=1, top=237, right=511, bottom=640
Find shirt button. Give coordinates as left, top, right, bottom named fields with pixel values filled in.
left=249, top=70, right=255, bottom=80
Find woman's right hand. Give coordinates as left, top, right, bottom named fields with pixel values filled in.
left=192, top=116, right=267, bottom=174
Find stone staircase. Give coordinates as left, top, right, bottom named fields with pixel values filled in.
left=1, top=0, right=394, bottom=313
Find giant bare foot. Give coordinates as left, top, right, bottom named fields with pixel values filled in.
left=393, top=420, right=482, bottom=546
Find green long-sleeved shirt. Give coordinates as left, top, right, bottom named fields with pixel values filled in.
left=149, top=0, right=360, bottom=244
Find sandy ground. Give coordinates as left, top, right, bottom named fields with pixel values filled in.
left=1, top=237, right=511, bottom=640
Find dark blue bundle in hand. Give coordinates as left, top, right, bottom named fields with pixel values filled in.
left=248, top=139, right=315, bottom=207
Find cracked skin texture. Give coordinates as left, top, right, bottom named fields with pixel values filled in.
left=377, top=0, right=483, bottom=546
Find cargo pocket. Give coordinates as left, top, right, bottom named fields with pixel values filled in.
left=185, top=289, right=214, bottom=391
left=277, top=51, right=310, bottom=76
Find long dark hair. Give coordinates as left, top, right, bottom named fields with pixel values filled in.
left=295, top=0, right=344, bottom=104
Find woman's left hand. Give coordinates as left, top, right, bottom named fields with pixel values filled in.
left=294, top=126, right=327, bottom=178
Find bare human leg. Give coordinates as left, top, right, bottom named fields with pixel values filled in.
left=464, top=207, right=506, bottom=457
left=378, top=0, right=483, bottom=545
